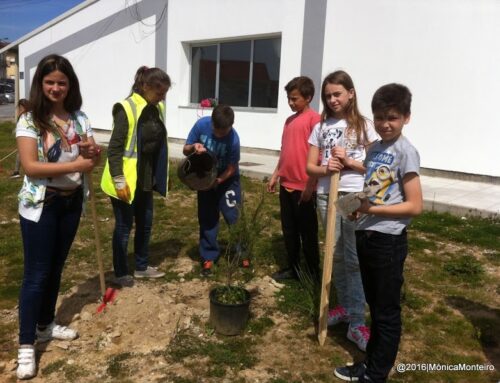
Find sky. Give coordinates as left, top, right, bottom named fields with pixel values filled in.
left=0, top=0, right=84, bottom=43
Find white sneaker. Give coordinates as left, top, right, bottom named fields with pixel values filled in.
left=134, top=266, right=165, bottom=279
left=36, top=322, right=78, bottom=342
left=17, top=345, right=36, bottom=380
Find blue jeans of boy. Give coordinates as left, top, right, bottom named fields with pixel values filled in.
left=19, top=189, right=83, bottom=345
left=111, top=189, right=153, bottom=277
left=197, top=176, right=240, bottom=262
left=356, top=229, right=408, bottom=383
left=279, top=186, right=320, bottom=277
left=317, top=194, right=366, bottom=326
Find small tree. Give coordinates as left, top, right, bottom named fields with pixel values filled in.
left=214, top=186, right=267, bottom=304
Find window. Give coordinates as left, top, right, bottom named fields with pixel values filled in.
left=190, top=37, right=281, bottom=108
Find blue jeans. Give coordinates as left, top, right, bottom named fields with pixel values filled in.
left=18, top=189, right=83, bottom=345
left=317, top=194, right=366, bottom=326
left=356, top=229, right=407, bottom=383
left=197, top=176, right=240, bottom=262
left=111, top=189, right=153, bottom=277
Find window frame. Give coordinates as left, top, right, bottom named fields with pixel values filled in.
left=189, top=34, right=281, bottom=110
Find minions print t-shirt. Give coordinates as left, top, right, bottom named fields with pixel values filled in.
left=356, top=135, right=420, bottom=235
left=186, top=116, right=240, bottom=176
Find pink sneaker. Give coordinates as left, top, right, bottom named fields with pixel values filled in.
left=347, top=324, right=370, bottom=352
left=327, top=305, right=348, bottom=326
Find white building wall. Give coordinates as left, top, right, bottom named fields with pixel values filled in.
left=17, top=0, right=159, bottom=131
left=166, top=0, right=306, bottom=150
left=11, top=0, right=500, bottom=177
left=323, top=0, right=500, bottom=177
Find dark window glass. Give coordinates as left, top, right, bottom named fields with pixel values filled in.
left=190, top=37, right=281, bottom=108
left=219, top=41, right=251, bottom=107
left=190, top=45, right=217, bottom=103
left=251, top=38, right=281, bottom=108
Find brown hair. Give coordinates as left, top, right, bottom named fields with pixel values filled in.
left=320, top=70, right=367, bottom=144
left=211, top=104, right=234, bottom=130
left=16, top=98, right=30, bottom=121
left=29, top=54, right=82, bottom=134
left=284, top=76, right=315, bottom=100
left=130, top=66, right=171, bottom=97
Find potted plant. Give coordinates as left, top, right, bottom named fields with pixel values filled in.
left=209, top=188, right=267, bottom=335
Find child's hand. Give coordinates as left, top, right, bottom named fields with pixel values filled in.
left=267, top=175, right=278, bottom=193
left=326, top=157, right=344, bottom=173
left=347, top=211, right=361, bottom=221
left=332, top=146, right=346, bottom=160
left=74, top=155, right=97, bottom=173
left=299, top=187, right=313, bottom=204
left=356, top=198, right=372, bottom=214
left=78, top=141, right=101, bottom=159
left=193, top=143, right=207, bottom=154
left=332, top=146, right=353, bottom=167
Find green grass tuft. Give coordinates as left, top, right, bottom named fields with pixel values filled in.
left=444, top=255, right=484, bottom=283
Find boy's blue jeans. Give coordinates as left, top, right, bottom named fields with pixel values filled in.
left=19, top=189, right=83, bottom=345
left=317, top=194, right=366, bottom=326
left=111, top=189, right=153, bottom=277
left=356, top=229, right=408, bottom=383
left=197, top=176, right=240, bottom=262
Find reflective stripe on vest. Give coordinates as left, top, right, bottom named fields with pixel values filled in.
left=123, top=98, right=138, bottom=159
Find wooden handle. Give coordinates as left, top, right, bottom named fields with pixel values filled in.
left=81, top=134, right=106, bottom=297
left=318, top=171, right=340, bottom=346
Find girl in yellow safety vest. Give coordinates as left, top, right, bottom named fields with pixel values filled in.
left=101, top=66, right=171, bottom=287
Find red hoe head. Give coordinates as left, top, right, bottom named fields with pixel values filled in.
left=96, top=287, right=118, bottom=313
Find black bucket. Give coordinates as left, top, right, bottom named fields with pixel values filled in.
left=209, top=287, right=251, bottom=336
left=177, top=150, right=218, bottom=191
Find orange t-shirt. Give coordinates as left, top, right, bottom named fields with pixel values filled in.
left=278, top=108, right=320, bottom=191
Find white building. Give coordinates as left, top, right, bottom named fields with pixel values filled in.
left=1, top=0, right=499, bottom=178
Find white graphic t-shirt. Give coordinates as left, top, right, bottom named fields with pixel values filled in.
left=308, top=117, right=378, bottom=193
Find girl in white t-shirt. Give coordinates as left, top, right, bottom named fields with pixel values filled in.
left=306, top=70, right=378, bottom=352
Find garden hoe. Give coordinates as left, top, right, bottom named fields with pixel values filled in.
left=318, top=169, right=340, bottom=346
left=81, top=134, right=117, bottom=313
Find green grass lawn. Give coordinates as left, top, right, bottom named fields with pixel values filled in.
left=0, top=121, right=499, bottom=382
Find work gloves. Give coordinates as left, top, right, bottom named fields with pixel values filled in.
left=113, top=175, right=131, bottom=203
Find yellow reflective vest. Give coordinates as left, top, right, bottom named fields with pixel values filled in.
left=100, top=92, right=168, bottom=203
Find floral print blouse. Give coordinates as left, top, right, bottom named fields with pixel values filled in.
left=15, top=111, right=93, bottom=222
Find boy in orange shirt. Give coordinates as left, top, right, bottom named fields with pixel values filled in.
left=267, top=76, right=320, bottom=280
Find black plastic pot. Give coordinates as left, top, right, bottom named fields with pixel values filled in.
left=209, top=286, right=251, bottom=335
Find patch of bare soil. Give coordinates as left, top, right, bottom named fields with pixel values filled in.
left=0, top=253, right=350, bottom=382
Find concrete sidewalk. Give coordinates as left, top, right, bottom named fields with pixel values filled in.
left=93, top=131, right=499, bottom=218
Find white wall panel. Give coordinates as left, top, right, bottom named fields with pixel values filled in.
left=166, top=0, right=306, bottom=150
left=323, top=0, right=500, bottom=176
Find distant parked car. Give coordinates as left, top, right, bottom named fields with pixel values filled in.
left=0, top=84, right=14, bottom=103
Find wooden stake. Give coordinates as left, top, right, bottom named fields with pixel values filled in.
left=318, top=171, right=340, bottom=346
left=82, top=135, right=106, bottom=297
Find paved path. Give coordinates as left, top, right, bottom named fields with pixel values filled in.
left=93, top=131, right=499, bottom=218
left=0, top=104, right=15, bottom=121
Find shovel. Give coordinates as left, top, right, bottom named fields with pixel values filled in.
left=81, top=134, right=117, bottom=313
left=318, top=170, right=340, bottom=345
